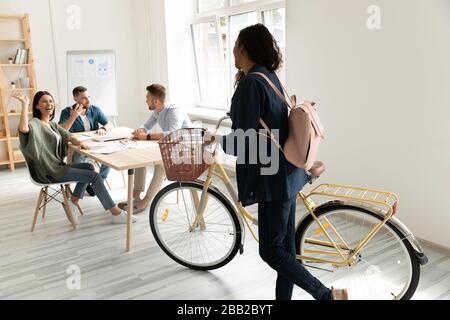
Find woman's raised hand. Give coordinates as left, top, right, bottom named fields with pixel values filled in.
left=15, top=91, right=31, bottom=134
left=12, top=91, right=30, bottom=107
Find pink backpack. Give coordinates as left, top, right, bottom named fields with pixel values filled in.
left=253, top=72, right=325, bottom=171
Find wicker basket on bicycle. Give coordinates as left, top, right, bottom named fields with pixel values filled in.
left=158, top=128, right=214, bottom=182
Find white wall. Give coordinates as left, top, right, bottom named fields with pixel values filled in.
left=165, top=0, right=197, bottom=108
left=0, top=0, right=146, bottom=127
left=286, top=0, right=450, bottom=246
left=134, top=0, right=199, bottom=124
left=133, top=0, right=170, bottom=124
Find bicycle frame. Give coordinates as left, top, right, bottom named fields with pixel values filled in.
left=189, top=159, right=400, bottom=270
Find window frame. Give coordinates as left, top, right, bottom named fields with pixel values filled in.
left=197, top=0, right=285, bottom=18
left=191, top=15, right=229, bottom=109
left=192, top=0, right=285, bottom=110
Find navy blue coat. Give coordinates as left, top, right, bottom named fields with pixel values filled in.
left=222, top=65, right=309, bottom=207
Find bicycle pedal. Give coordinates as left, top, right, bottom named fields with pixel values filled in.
left=239, top=244, right=244, bottom=255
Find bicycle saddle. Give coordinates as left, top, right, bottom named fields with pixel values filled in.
left=308, top=161, right=326, bottom=178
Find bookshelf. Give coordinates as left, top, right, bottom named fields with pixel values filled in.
left=0, top=14, right=37, bottom=170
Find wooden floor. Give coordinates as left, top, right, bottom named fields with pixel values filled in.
left=0, top=167, right=449, bottom=300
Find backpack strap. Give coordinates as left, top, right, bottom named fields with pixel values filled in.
left=302, top=102, right=325, bottom=139
left=252, top=72, right=290, bottom=153
left=253, top=72, right=325, bottom=140
left=258, top=118, right=284, bottom=152
left=252, top=72, right=294, bottom=109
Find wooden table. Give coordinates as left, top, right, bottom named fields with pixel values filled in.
left=69, top=138, right=163, bottom=252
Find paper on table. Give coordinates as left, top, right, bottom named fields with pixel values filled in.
left=82, top=127, right=134, bottom=137
left=76, top=135, right=95, bottom=142
left=125, top=140, right=159, bottom=150
left=82, top=137, right=159, bottom=155
left=89, top=144, right=128, bottom=155
left=82, top=141, right=105, bottom=149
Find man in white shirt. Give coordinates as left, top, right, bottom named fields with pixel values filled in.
left=119, top=84, right=192, bottom=213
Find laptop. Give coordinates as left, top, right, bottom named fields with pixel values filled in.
left=91, top=134, right=131, bottom=143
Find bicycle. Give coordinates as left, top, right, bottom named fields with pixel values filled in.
left=149, top=116, right=429, bottom=300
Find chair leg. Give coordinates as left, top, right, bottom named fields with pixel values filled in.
left=66, top=185, right=84, bottom=216
left=121, top=171, right=127, bottom=189
left=105, top=178, right=112, bottom=191
left=95, top=161, right=112, bottom=191
left=61, top=185, right=76, bottom=229
left=31, top=188, right=45, bottom=232
left=42, top=187, right=48, bottom=219
left=76, top=203, right=84, bottom=216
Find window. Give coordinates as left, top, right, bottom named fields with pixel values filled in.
left=198, top=0, right=258, bottom=13
left=262, top=7, right=286, bottom=83
left=198, top=0, right=226, bottom=12
left=192, top=0, right=285, bottom=109
left=191, top=19, right=227, bottom=107
left=230, top=0, right=257, bottom=6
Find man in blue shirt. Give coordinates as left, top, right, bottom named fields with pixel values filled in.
left=59, top=86, right=114, bottom=196
left=119, top=84, right=192, bottom=213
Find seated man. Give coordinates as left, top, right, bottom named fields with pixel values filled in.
left=119, top=84, right=192, bottom=213
left=59, top=86, right=113, bottom=196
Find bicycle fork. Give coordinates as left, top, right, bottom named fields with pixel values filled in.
left=189, top=173, right=214, bottom=232
left=189, top=163, right=256, bottom=242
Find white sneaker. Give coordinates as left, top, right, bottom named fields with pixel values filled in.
left=112, top=210, right=138, bottom=225
left=66, top=200, right=79, bottom=225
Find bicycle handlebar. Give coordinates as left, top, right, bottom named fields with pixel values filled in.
left=215, top=113, right=231, bottom=133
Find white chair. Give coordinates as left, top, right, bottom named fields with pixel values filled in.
left=22, top=153, right=84, bottom=232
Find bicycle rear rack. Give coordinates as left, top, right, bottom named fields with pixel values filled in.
left=305, top=183, right=399, bottom=217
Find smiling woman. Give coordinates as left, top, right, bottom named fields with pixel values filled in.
left=31, top=91, right=56, bottom=122
left=12, top=90, right=135, bottom=227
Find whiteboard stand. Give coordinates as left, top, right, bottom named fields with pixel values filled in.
left=67, top=50, right=118, bottom=117
left=67, top=50, right=126, bottom=189
left=109, top=115, right=118, bottom=128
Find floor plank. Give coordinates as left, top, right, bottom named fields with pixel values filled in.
left=0, top=167, right=448, bottom=300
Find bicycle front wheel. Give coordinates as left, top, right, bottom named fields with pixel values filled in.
left=149, top=182, right=242, bottom=271
left=296, top=204, right=420, bottom=300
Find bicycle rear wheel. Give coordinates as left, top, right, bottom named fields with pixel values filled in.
left=149, top=182, right=242, bottom=271
left=296, top=204, right=420, bottom=300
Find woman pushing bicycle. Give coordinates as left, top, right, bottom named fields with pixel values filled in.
left=210, top=24, right=348, bottom=300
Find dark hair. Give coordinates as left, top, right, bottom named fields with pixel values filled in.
left=235, top=24, right=283, bottom=86
left=146, top=84, right=166, bottom=102
left=32, top=91, right=56, bottom=121
left=72, top=86, right=88, bottom=97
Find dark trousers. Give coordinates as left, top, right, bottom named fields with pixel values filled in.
left=258, top=197, right=332, bottom=300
